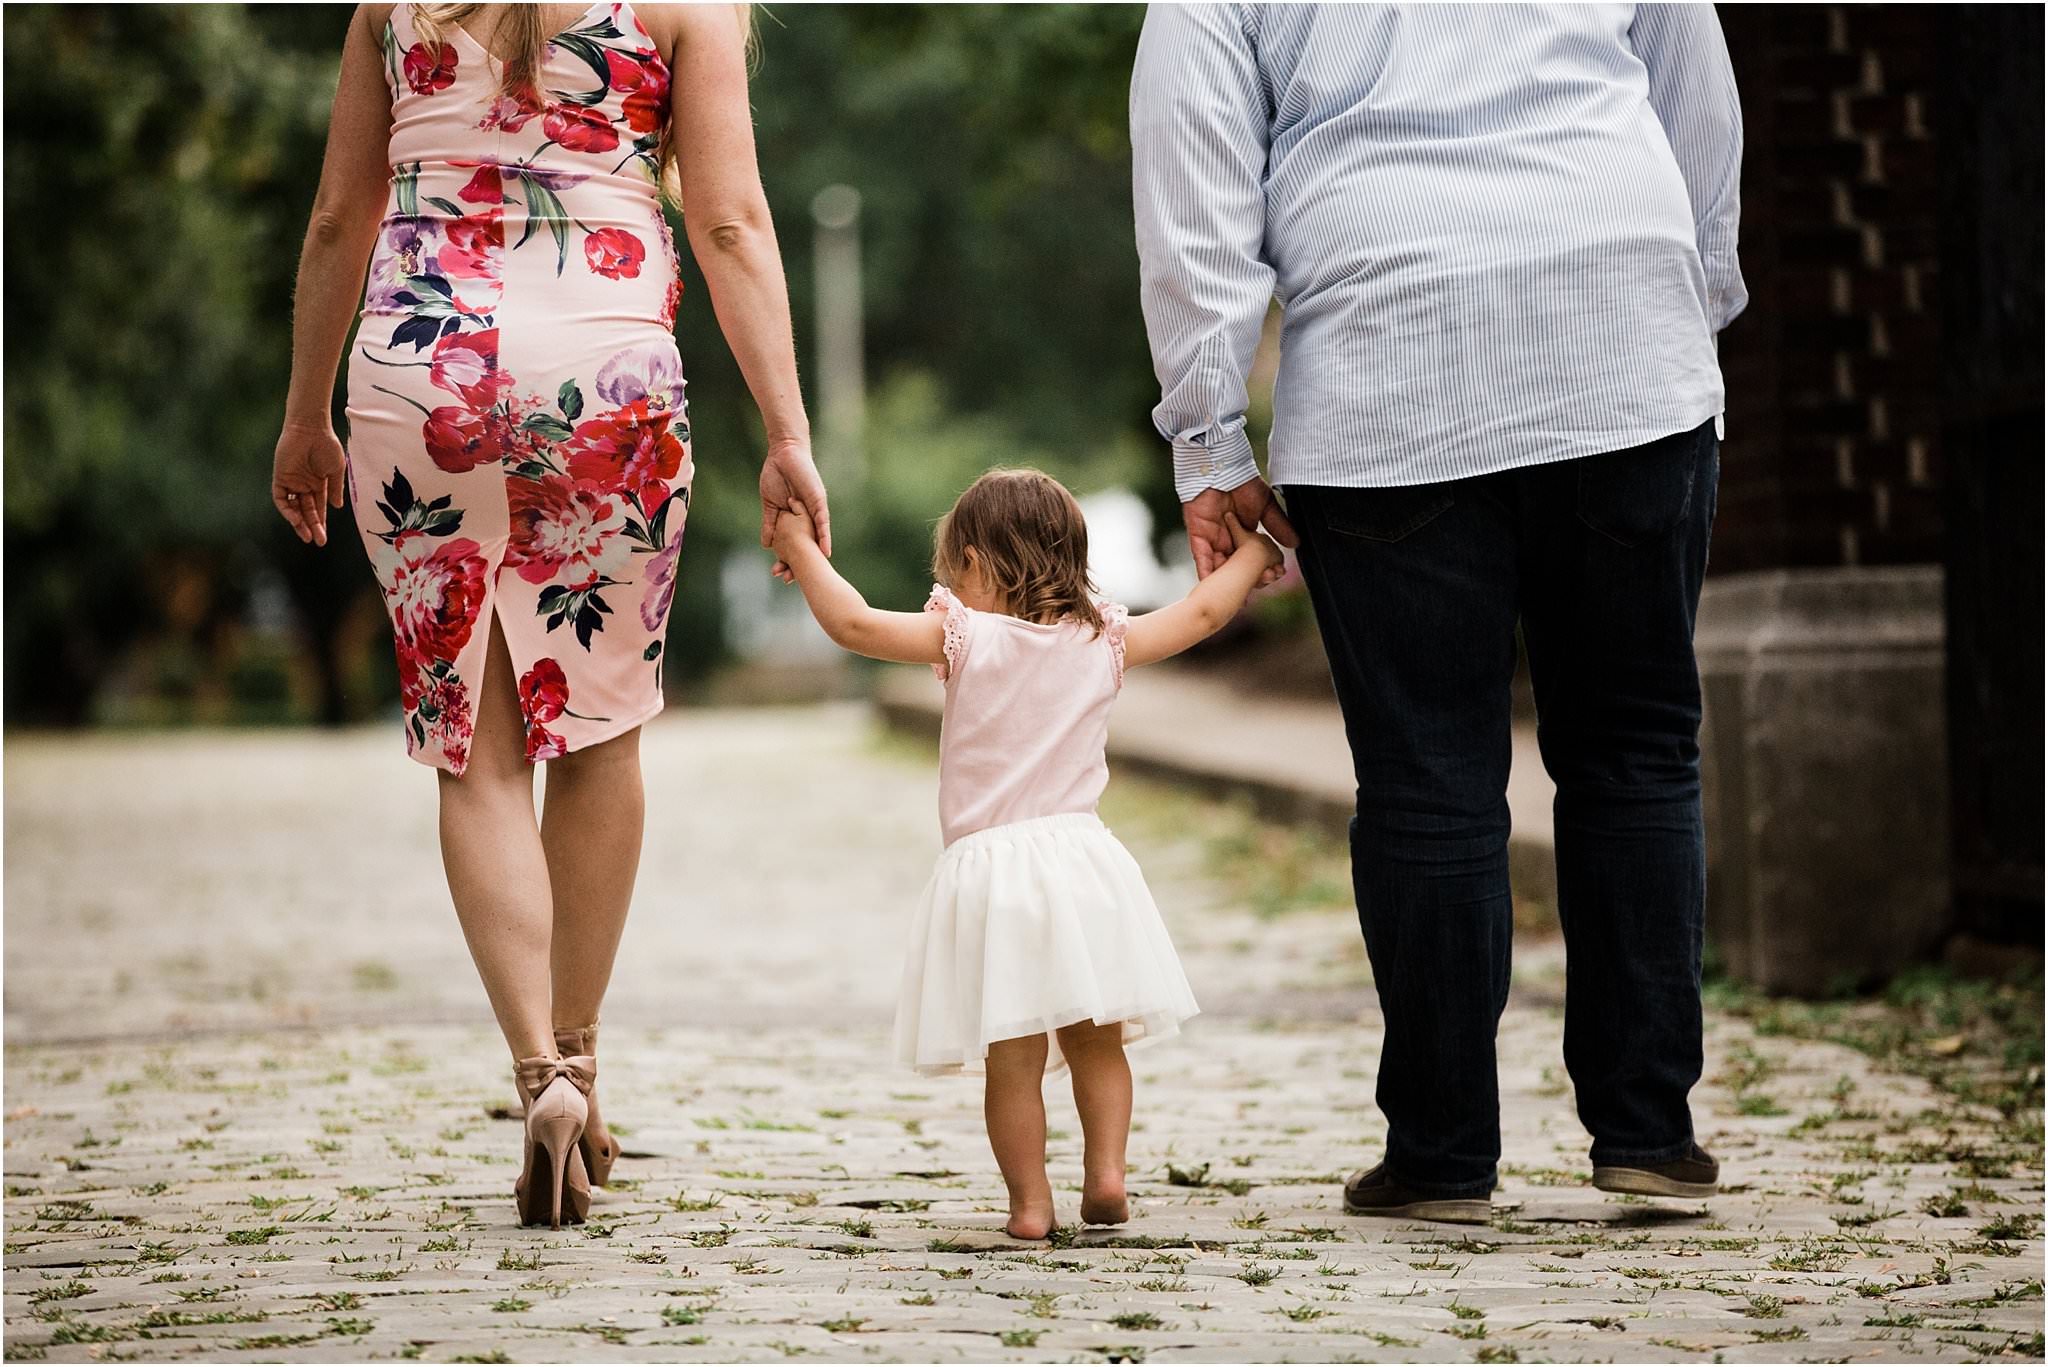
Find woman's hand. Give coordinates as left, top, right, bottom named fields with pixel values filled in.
left=760, top=437, right=831, bottom=580
left=272, top=420, right=348, bottom=546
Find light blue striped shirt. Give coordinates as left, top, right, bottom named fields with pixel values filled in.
left=1132, top=3, right=1748, bottom=500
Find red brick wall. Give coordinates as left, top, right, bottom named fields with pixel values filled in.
left=1714, top=5, right=1944, bottom=573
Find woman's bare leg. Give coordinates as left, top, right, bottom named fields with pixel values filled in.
left=436, top=615, right=556, bottom=1061
left=1056, top=1020, right=1133, bottom=1225
left=984, top=1035, right=1056, bottom=1239
left=540, top=727, right=645, bottom=1030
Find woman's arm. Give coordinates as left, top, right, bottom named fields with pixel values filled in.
left=772, top=504, right=946, bottom=666
left=666, top=5, right=830, bottom=564
left=271, top=3, right=394, bottom=546
left=1123, top=515, right=1282, bottom=668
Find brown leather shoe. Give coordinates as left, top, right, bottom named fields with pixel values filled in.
left=554, top=1024, right=618, bottom=1187
left=1341, top=1163, right=1492, bottom=1224
left=1592, top=1143, right=1719, bottom=1199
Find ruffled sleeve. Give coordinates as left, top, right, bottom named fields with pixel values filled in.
left=1100, top=601, right=1130, bottom=691
left=924, top=584, right=971, bottom=683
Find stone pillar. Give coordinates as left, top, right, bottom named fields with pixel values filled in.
left=1701, top=7, right=2013, bottom=992
left=1697, top=567, right=1949, bottom=994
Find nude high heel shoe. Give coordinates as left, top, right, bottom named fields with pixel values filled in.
left=513, top=1056, right=594, bottom=1229
left=554, top=1024, right=619, bottom=1187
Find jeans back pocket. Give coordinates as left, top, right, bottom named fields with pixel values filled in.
left=1575, top=422, right=1713, bottom=548
left=1317, top=485, right=1457, bottom=544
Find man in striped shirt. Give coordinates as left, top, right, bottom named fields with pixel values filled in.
left=1133, top=4, right=1746, bottom=1223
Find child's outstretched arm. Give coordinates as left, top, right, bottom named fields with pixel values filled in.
left=1124, top=512, right=1284, bottom=668
left=773, top=503, right=948, bottom=667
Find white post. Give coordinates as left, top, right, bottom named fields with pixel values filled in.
left=810, top=183, right=866, bottom=487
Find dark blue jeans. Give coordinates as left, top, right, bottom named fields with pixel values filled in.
left=1285, top=419, right=1717, bottom=1197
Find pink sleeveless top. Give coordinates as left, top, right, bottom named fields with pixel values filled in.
left=924, top=586, right=1129, bottom=847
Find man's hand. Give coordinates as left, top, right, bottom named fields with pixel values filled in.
left=1183, top=477, right=1297, bottom=585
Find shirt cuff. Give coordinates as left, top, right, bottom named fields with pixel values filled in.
left=1172, top=425, right=1263, bottom=502
left=1703, top=250, right=1748, bottom=331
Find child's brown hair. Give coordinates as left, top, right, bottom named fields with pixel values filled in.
left=933, top=468, right=1105, bottom=634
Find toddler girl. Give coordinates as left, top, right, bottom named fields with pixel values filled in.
left=771, top=468, right=1282, bottom=1238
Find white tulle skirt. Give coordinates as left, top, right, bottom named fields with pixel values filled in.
left=894, top=812, right=1201, bottom=1077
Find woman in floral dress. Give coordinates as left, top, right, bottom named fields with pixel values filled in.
left=268, top=2, right=825, bottom=1225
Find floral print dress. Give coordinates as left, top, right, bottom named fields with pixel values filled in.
left=344, top=2, right=689, bottom=774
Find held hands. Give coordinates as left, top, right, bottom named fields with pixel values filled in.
left=772, top=497, right=819, bottom=560
left=760, top=437, right=831, bottom=580
left=271, top=420, right=348, bottom=546
left=1224, top=510, right=1285, bottom=574
left=769, top=497, right=827, bottom=585
left=1182, top=476, right=1297, bottom=587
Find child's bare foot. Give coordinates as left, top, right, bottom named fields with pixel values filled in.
left=1080, top=1177, right=1129, bottom=1226
left=1005, top=1198, right=1056, bottom=1240
left=1058, top=1022, right=1134, bottom=1226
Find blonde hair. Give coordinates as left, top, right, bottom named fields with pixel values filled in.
left=934, top=469, right=1105, bottom=635
left=406, top=3, right=759, bottom=204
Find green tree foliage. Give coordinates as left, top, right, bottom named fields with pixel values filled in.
left=4, top=3, right=1172, bottom=726
left=6, top=4, right=364, bottom=723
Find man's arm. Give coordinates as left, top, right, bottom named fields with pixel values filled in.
left=1631, top=3, right=1748, bottom=332
left=1131, top=3, right=1295, bottom=579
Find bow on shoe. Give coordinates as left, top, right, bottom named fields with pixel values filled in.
left=516, top=1054, right=596, bottom=1103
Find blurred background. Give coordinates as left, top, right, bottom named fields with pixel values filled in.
left=3, top=4, right=2041, bottom=995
